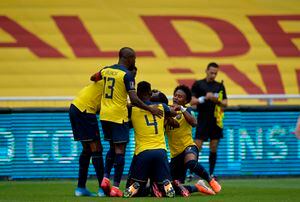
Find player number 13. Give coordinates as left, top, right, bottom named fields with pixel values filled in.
left=104, top=77, right=115, bottom=99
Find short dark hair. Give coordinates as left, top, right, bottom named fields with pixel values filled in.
left=119, top=47, right=135, bottom=59
left=157, top=92, right=169, bottom=105
left=206, top=62, right=219, bottom=70
left=150, top=90, right=169, bottom=105
left=137, top=81, right=151, bottom=98
left=173, top=85, right=192, bottom=103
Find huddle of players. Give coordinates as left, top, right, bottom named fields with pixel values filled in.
left=69, top=47, right=221, bottom=198
left=124, top=82, right=221, bottom=198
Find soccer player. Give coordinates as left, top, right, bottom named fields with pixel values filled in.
left=69, top=80, right=105, bottom=197
left=165, top=85, right=221, bottom=197
left=91, top=47, right=163, bottom=197
left=150, top=89, right=169, bottom=105
left=124, top=81, right=176, bottom=198
left=190, top=62, right=228, bottom=179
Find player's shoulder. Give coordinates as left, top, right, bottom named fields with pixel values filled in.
left=103, top=64, right=127, bottom=72
left=142, top=101, right=166, bottom=110
left=113, top=64, right=130, bottom=73
left=101, top=65, right=112, bottom=71
left=192, top=79, right=206, bottom=89
left=149, top=101, right=165, bottom=107
left=195, top=79, right=206, bottom=85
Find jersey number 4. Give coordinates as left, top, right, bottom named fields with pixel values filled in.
left=103, top=77, right=115, bottom=99
left=144, top=115, right=158, bottom=134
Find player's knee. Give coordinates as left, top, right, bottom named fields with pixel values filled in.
left=81, top=149, right=92, bottom=157
left=210, top=146, right=218, bottom=153
left=89, top=140, right=102, bottom=152
left=114, top=144, right=126, bottom=154
left=185, top=160, right=198, bottom=172
left=91, top=146, right=102, bottom=153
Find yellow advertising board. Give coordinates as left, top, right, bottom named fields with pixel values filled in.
left=0, top=0, right=299, bottom=106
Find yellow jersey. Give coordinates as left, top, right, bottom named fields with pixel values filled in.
left=72, top=80, right=104, bottom=114
left=166, top=108, right=196, bottom=158
left=131, top=102, right=170, bottom=155
left=100, top=65, right=135, bottom=123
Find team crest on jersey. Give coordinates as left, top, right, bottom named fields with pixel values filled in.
left=175, top=114, right=182, bottom=120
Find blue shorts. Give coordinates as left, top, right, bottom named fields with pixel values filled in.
left=195, top=119, right=223, bottom=141
left=69, top=104, right=100, bottom=142
left=100, top=120, right=129, bottom=143
left=129, top=149, right=171, bottom=183
left=170, top=145, right=198, bottom=183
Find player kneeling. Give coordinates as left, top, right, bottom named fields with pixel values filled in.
left=165, top=85, right=221, bottom=197
left=124, top=81, right=176, bottom=198
left=124, top=153, right=175, bottom=198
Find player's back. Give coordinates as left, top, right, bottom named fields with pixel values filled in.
left=131, top=102, right=166, bottom=155
left=100, top=64, right=132, bottom=123
left=72, top=80, right=104, bottom=114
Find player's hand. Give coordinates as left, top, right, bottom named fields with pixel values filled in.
left=168, top=105, right=178, bottom=117
left=171, top=104, right=181, bottom=111
left=206, top=92, right=221, bottom=104
left=190, top=97, right=199, bottom=105
left=149, top=105, right=163, bottom=118
left=206, top=92, right=214, bottom=100
left=210, top=97, right=219, bottom=103
left=166, top=117, right=180, bottom=128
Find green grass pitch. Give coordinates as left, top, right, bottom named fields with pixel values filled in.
left=0, top=178, right=299, bottom=202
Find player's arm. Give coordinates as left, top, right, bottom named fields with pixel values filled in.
left=167, top=105, right=178, bottom=117
left=183, top=107, right=197, bottom=127
left=218, top=99, right=228, bottom=107
left=164, top=104, right=179, bottom=128
left=128, top=91, right=163, bottom=118
left=127, top=105, right=133, bottom=129
left=190, top=81, right=206, bottom=106
left=207, top=83, right=228, bottom=107
left=172, top=105, right=197, bottom=127
left=90, top=67, right=107, bottom=81
left=206, top=93, right=228, bottom=107
left=190, top=82, right=228, bottom=107
left=90, top=71, right=101, bottom=81
left=219, top=83, right=228, bottom=107
left=124, top=73, right=163, bottom=118
left=162, top=103, right=177, bottom=117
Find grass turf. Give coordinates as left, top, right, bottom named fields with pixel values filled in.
left=0, top=178, right=299, bottom=202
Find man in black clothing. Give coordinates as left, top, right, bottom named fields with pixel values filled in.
left=190, top=62, right=228, bottom=178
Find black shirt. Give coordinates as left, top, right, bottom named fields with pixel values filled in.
left=191, top=79, right=227, bottom=121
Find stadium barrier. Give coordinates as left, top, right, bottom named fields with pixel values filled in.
left=0, top=94, right=300, bottom=107
left=0, top=105, right=299, bottom=179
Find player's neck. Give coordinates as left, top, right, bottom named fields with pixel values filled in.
left=205, top=77, right=214, bottom=83
left=118, top=60, right=129, bottom=69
